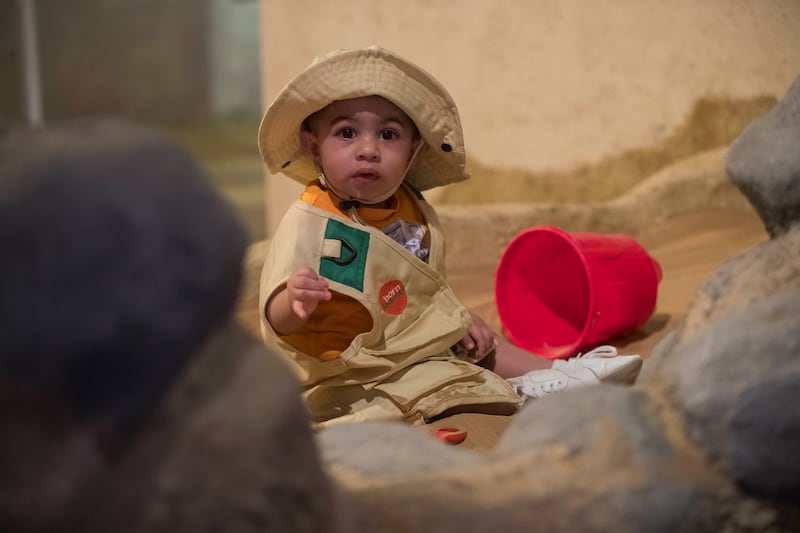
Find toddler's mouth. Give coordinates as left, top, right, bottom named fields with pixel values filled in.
left=353, top=169, right=379, bottom=182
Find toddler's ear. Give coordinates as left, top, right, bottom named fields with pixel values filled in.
left=300, top=130, right=321, bottom=163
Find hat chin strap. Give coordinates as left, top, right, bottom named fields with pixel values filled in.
left=318, top=140, right=426, bottom=224
left=317, top=173, right=397, bottom=207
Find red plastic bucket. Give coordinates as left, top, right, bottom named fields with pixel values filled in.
left=495, top=226, right=662, bottom=359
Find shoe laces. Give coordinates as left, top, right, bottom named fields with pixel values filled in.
left=553, top=345, right=618, bottom=368
left=532, top=379, right=564, bottom=397
left=576, top=345, right=618, bottom=359
left=507, top=373, right=568, bottom=400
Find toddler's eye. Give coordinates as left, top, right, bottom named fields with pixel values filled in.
left=380, top=129, right=398, bottom=140
left=337, top=127, right=355, bottom=139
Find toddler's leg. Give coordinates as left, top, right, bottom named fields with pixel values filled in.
left=478, top=338, right=552, bottom=378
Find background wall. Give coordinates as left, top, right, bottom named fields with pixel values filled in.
left=259, top=0, right=800, bottom=234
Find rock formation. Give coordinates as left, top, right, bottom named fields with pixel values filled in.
left=2, top=72, right=798, bottom=531
left=0, top=122, right=345, bottom=532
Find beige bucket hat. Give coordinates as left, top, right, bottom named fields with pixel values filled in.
left=258, top=45, right=469, bottom=192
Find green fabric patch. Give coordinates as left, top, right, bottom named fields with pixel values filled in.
left=319, top=219, right=370, bottom=292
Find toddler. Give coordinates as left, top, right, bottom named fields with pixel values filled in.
left=258, top=46, right=641, bottom=427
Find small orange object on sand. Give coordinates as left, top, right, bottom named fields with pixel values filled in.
left=434, top=427, right=468, bottom=445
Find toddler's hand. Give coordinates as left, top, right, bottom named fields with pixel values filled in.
left=286, top=267, right=332, bottom=320
left=462, top=311, right=497, bottom=361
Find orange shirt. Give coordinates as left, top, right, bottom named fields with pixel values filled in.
left=281, top=182, right=429, bottom=360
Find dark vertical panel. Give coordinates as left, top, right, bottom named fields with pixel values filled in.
left=0, top=0, right=210, bottom=124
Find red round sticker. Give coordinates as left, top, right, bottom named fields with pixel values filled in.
left=379, top=280, right=407, bottom=315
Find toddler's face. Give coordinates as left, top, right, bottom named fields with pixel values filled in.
left=302, top=96, right=419, bottom=206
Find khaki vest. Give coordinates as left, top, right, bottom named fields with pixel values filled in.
left=259, top=192, right=519, bottom=427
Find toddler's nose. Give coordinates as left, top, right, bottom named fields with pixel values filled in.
left=356, top=137, right=379, bottom=160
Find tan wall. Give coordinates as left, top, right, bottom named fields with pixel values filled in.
left=259, top=0, right=800, bottom=235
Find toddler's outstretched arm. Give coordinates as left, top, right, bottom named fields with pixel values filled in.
left=266, top=266, right=332, bottom=335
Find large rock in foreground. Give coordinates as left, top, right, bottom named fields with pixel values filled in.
left=727, top=74, right=800, bottom=237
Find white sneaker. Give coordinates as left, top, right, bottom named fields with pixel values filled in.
left=552, top=345, right=642, bottom=385
left=507, top=346, right=642, bottom=402
left=507, top=366, right=599, bottom=400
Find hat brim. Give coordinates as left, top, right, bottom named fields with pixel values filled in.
left=258, top=46, right=469, bottom=192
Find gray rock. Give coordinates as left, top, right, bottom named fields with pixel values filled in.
left=726, top=74, right=800, bottom=237
left=318, top=421, right=482, bottom=480
left=495, top=386, right=725, bottom=531
left=678, top=226, right=800, bottom=344
left=98, top=320, right=348, bottom=533
left=319, top=386, right=725, bottom=533
left=0, top=121, right=342, bottom=533
left=637, top=329, right=680, bottom=385
left=0, top=120, right=248, bottom=434
left=731, top=376, right=800, bottom=500
left=497, top=386, right=674, bottom=467
left=669, top=288, right=800, bottom=500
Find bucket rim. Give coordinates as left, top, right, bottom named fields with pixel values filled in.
left=495, top=225, right=596, bottom=359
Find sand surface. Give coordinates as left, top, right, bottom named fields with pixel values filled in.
left=423, top=207, right=768, bottom=451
